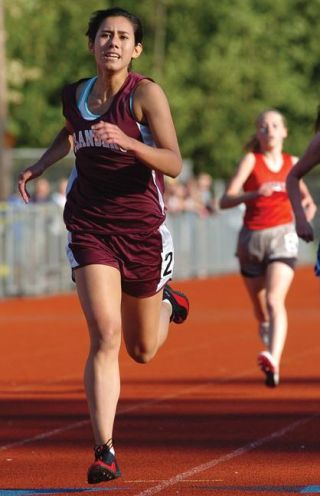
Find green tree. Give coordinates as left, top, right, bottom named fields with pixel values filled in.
left=5, top=0, right=320, bottom=179
left=160, top=0, right=320, bottom=176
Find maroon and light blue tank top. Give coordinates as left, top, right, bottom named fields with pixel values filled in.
left=62, top=72, right=166, bottom=235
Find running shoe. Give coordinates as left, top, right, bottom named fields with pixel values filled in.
left=162, top=284, right=189, bottom=324
left=87, top=441, right=121, bottom=484
left=257, top=351, right=279, bottom=388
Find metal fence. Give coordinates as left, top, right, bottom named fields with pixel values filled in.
left=0, top=202, right=72, bottom=297
left=0, top=203, right=316, bottom=298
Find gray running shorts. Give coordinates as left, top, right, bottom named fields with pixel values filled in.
left=236, top=222, right=298, bottom=278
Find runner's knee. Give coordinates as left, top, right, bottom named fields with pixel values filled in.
left=126, top=340, right=157, bottom=364
left=266, top=293, right=284, bottom=315
left=88, top=317, right=122, bottom=353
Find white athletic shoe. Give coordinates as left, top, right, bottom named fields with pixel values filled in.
left=257, top=351, right=279, bottom=388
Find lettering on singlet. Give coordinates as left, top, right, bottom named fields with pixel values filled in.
left=73, top=129, right=127, bottom=154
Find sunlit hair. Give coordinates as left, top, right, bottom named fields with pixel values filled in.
left=86, top=7, right=143, bottom=45
left=243, top=109, right=287, bottom=153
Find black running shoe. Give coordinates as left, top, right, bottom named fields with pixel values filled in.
left=162, top=284, right=189, bottom=324
left=87, top=441, right=121, bottom=484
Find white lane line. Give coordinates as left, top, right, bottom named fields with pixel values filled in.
left=0, top=352, right=317, bottom=453
left=133, top=413, right=318, bottom=496
left=1, top=344, right=320, bottom=453
left=0, top=419, right=89, bottom=452
left=0, top=361, right=258, bottom=452
left=0, top=384, right=219, bottom=452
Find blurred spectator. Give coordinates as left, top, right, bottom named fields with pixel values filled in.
left=165, top=173, right=217, bottom=217
left=51, top=177, right=68, bottom=209
left=185, top=177, right=206, bottom=214
left=196, top=172, right=218, bottom=216
left=30, top=178, right=51, bottom=203
left=164, top=179, right=189, bottom=214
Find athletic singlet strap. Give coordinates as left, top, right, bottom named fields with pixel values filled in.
left=77, top=77, right=100, bottom=120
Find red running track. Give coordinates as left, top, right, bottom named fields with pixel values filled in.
left=0, top=266, right=320, bottom=496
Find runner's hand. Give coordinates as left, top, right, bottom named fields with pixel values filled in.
left=18, top=163, right=45, bottom=203
left=92, top=121, right=134, bottom=151
left=295, top=217, right=314, bottom=242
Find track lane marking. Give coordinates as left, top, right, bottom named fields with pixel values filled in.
left=133, top=413, right=319, bottom=495
left=1, top=348, right=319, bottom=453
left=0, top=363, right=271, bottom=453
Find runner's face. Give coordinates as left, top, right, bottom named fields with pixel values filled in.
left=256, top=112, right=288, bottom=151
left=91, top=16, right=142, bottom=72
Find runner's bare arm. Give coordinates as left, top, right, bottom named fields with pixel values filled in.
left=18, top=125, right=73, bottom=203
left=220, top=153, right=260, bottom=209
left=92, top=81, right=182, bottom=178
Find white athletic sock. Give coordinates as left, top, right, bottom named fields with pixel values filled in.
left=162, top=299, right=173, bottom=316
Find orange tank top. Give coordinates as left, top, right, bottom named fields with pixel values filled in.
left=243, top=152, right=294, bottom=230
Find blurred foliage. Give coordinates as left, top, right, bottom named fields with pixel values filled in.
left=4, top=0, right=320, bottom=178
